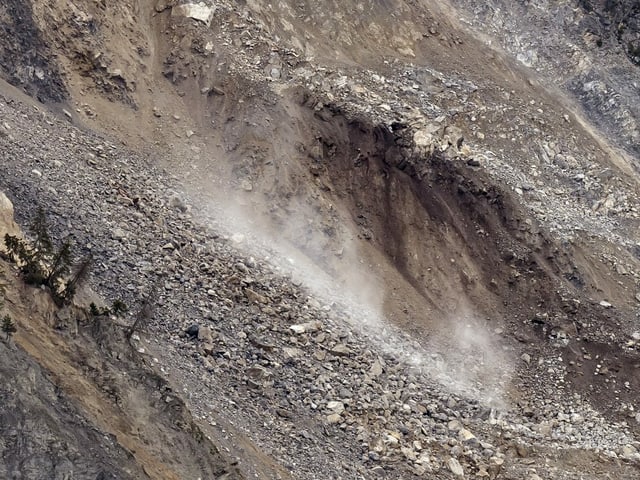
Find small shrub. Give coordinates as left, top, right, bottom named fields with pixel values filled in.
left=89, top=299, right=128, bottom=321
left=89, top=302, right=102, bottom=317
left=5, top=233, right=49, bottom=286
left=111, top=299, right=129, bottom=316
left=89, top=302, right=113, bottom=318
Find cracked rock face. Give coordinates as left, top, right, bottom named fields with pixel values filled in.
left=0, top=0, right=67, bottom=102
left=449, top=0, right=640, bottom=158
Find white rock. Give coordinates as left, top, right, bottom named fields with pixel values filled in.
left=447, top=419, right=463, bottom=432
left=282, top=347, right=303, bottom=359
left=369, top=359, right=383, bottom=377
left=326, top=401, right=345, bottom=414
left=198, top=326, right=214, bottom=342
left=289, top=320, right=322, bottom=334
left=621, top=444, right=639, bottom=459
left=326, top=413, right=342, bottom=424
left=447, top=457, right=464, bottom=477
left=458, top=428, right=476, bottom=443
left=289, top=325, right=306, bottom=334
left=112, top=228, right=126, bottom=240
left=413, top=125, right=439, bottom=149
left=0, top=191, right=20, bottom=245
left=171, top=2, right=215, bottom=26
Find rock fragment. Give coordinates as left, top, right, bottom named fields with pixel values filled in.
left=171, top=3, right=215, bottom=26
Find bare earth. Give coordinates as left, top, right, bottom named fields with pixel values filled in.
left=1, top=0, right=640, bottom=479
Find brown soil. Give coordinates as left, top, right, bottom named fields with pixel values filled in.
left=2, top=0, right=640, bottom=478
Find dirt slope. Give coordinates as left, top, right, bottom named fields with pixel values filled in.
left=0, top=255, right=243, bottom=478
left=0, top=166, right=243, bottom=478
left=1, top=0, right=640, bottom=479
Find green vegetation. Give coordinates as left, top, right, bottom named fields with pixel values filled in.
left=2, top=207, right=130, bottom=337
left=3, top=207, right=91, bottom=306
left=89, top=302, right=103, bottom=317
left=111, top=299, right=129, bottom=316
left=0, top=274, right=14, bottom=341
left=2, top=314, right=16, bottom=340
left=89, top=299, right=129, bottom=318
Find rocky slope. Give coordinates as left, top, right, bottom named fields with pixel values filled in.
left=0, top=184, right=241, bottom=479
left=452, top=0, right=640, bottom=159
left=1, top=0, right=640, bottom=479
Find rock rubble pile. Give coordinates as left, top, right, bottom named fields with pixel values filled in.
left=1, top=84, right=639, bottom=478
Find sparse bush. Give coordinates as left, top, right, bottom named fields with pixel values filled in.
left=89, top=302, right=103, bottom=317
left=111, top=299, right=129, bottom=316
left=4, top=209, right=91, bottom=306
left=89, top=298, right=128, bottom=319
left=2, top=314, right=16, bottom=340
left=4, top=234, right=45, bottom=284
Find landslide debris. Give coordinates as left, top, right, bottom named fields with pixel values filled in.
left=0, top=193, right=243, bottom=480
left=1, top=0, right=640, bottom=479
left=2, top=82, right=640, bottom=478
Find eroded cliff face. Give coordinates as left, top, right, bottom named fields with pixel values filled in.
left=450, top=0, right=640, bottom=159
left=1, top=0, right=640, bottom=479
left=0, top=0, right=67, bottom=102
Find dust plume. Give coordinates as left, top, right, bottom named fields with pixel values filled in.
left=199, top=180, right=512, bottom=409
left=425, top=314, right=513, bottom=409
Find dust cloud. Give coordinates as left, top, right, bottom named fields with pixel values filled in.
left=426, top=316, right=513, bottom=409
left=199, top=180, right=513, bottom=410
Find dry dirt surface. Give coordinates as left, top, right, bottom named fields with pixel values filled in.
left=0, top=256, right=243, bottom=479
left=1, top=0, right=640, bottom=479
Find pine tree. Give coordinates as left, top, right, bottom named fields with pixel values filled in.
left=29, top=206, right=53, bottom=258
left=2, top=315, right=16, bottom=340
left=46, top=238, right=72, bottom=289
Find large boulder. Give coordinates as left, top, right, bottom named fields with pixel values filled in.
left=171, top=3, right=215, bottom=26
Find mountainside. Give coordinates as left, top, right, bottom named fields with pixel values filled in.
left=452, top=0, right=640, bottom=159
left=1, top=1, right=640, bottom=479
